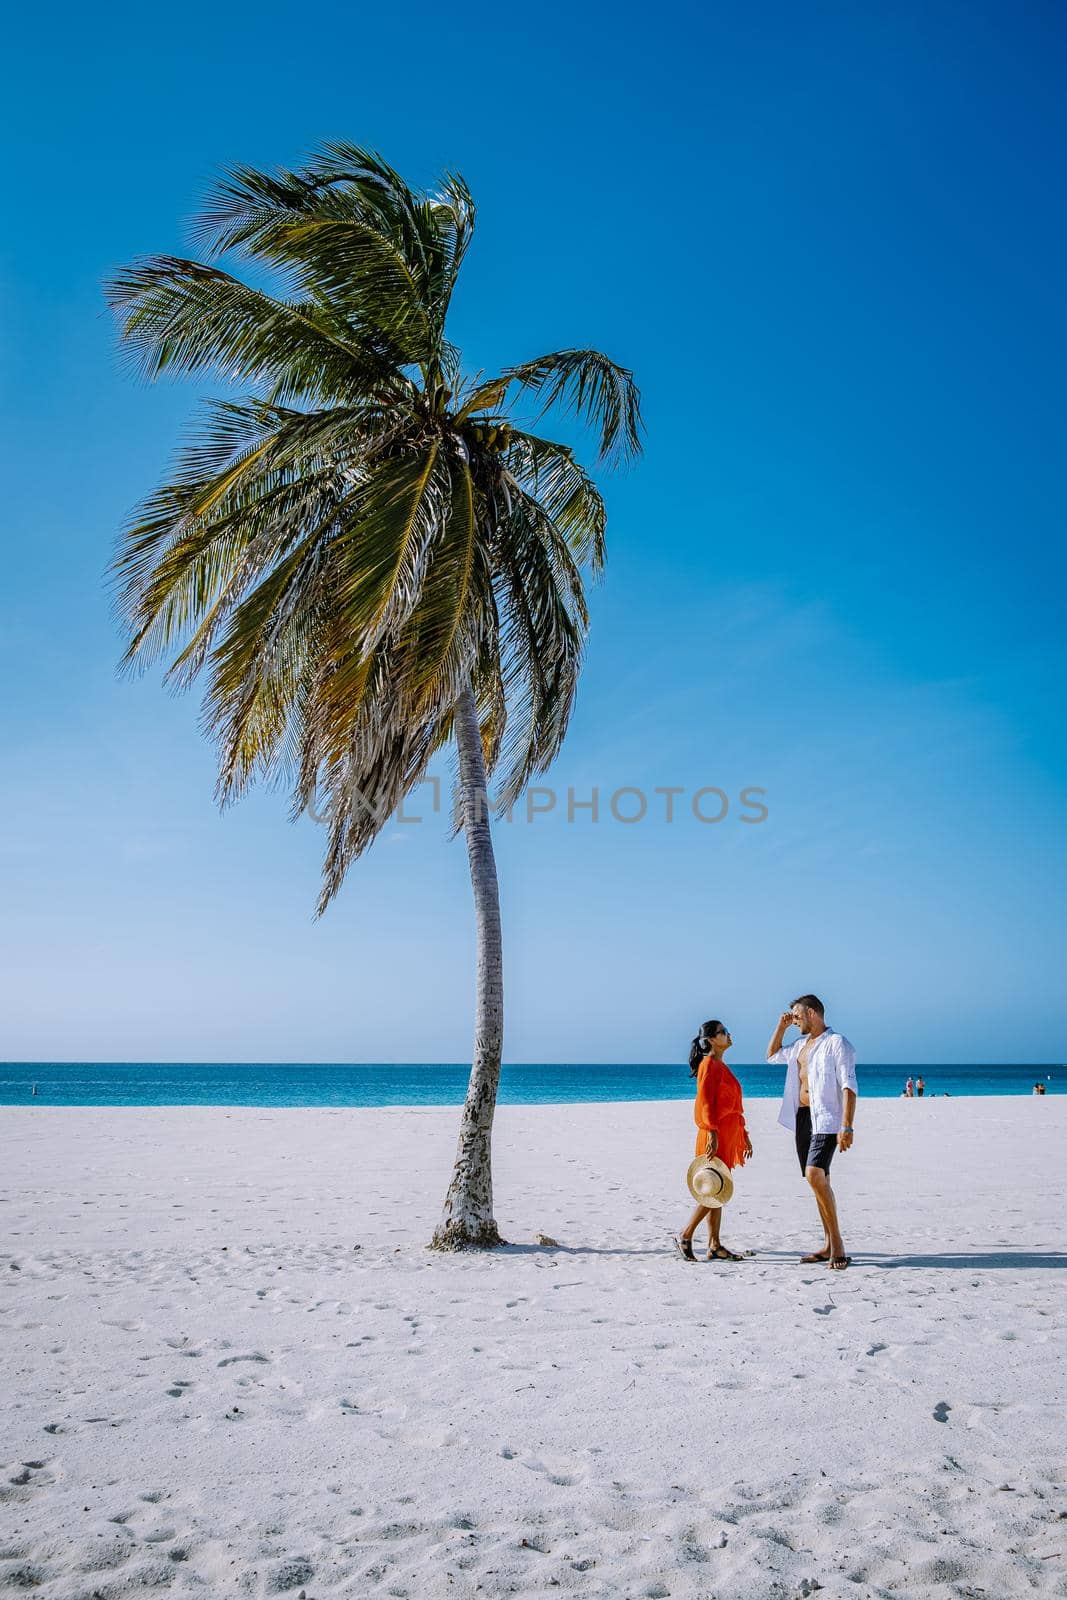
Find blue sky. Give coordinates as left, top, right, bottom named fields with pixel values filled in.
left=2, top=0, right=1064, bottom=1064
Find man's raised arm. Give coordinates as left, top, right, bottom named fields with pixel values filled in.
left=767, top=1010, right=793, bottom=1062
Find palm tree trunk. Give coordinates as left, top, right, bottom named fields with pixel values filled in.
left=429, top=681, right=505, bottom=1250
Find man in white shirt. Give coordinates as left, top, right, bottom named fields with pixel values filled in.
left=767, top=994, right=857, bottom=1271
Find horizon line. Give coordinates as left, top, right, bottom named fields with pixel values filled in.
left=1, top=1060, right=1060, bottom=1071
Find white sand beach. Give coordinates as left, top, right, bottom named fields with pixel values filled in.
left=1, top=1097, right=1065, bottom=1599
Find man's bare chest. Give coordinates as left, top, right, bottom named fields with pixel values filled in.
left=798, top=1041, right=813, bottom=1103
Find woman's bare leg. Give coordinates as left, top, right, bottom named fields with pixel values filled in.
left=681, top=1204, right=710, bottom=1241
left=708, top=1208, right=744, bottom=1259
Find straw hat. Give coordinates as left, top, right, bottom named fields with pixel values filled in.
left=686, top=1155, right=735, bottom=1208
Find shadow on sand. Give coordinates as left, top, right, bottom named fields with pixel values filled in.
left=730, top=1249, right=1067, bottom=1270
left=869, top=1251, right=1067, bottom=1270
left=495, top=1246, right=1067, bottom=1268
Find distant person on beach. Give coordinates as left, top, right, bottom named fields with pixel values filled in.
left=904, top=1077, right=914, bottom=1097
left=916, top=1076, right=925, bottom=1097
left=674, top=1020, right=753, bottom=1262
left=767, top=995, right=857, bottom=1271
left=1033, top=1082, right=1047, bottom=1095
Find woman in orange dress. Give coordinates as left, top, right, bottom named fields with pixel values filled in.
left=674, top=1019, right=753, bottom=1261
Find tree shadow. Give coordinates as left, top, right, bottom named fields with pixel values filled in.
left=500, top=1243, right=668, bottom=1257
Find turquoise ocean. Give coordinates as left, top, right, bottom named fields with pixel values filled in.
left=0, top=1062, right=1059, bottom=1106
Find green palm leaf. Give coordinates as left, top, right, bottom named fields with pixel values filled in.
left=495, top=349, right=642, bottom=464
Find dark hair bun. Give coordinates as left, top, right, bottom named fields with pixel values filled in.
left=689, top=1020, right=723, bottom=1076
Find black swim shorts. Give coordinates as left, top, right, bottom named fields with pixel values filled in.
left=796, top=1104, right=837, bottom=1175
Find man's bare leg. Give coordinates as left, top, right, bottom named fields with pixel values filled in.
left=799, top=1228, right=832, bottom=1263
left=805, top=1167, right=845, bottom=1263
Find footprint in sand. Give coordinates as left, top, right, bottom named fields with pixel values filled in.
left=520, top=1454, right=584, bottom=1487
left=79, top=1539, right=134, bottom=1572
left=217, top=1353, right=270, bottom=1367
left=264, top=1556, right=314, bottom=1592
left=813, top=1304, right=836, bottom=1316
left=933, top=1401, right=952, bottom=1423
left=6, top=1460, right=57, bottom=1490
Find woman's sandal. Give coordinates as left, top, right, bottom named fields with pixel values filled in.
left=673, top=1235, right=696, bottom=1262
left=828, top=1255, right=852, bottom=1271
left=800, top=1251, right=831, bottom=1264
left=706, top=1245, right=743, bottom=1261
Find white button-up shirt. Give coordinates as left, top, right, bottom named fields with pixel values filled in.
left=771, top=1029, right=858, bottom=1136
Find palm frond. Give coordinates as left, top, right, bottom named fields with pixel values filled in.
left=330, top=439, right=448, bottom=659
left=396, top=450, right=480, bottom=708
left=308, top=699, right=451, bottom=914
left=195, top=143, right=473, bottom=371
left=105, top=256, right=402, bottom=401
left=496, top=349, right=642, bottom=464
left=206, top=534, right=332, bottom=802
left=490, top=497, right=586, bottom=815
left=503, top=429, right=607, bottom=573
left=112, top=397, right=402, bottom=670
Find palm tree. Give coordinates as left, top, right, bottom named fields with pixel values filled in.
left=106, top=144, right=641, bottom=1248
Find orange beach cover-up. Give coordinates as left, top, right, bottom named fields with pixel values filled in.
left=693, top=1054, right=749, bottom=1170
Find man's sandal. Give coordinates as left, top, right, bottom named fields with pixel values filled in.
left=673, top=1235, right=696, bottom=1262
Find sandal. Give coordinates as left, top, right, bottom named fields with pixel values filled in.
left=673, top=1235, right=696, bottom=1262
left=800, top=1251, right=831, bottom=1264
left=707, top=1245, right=743, bottom=1261
left=828, top=1255, right=852, bottom=1271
